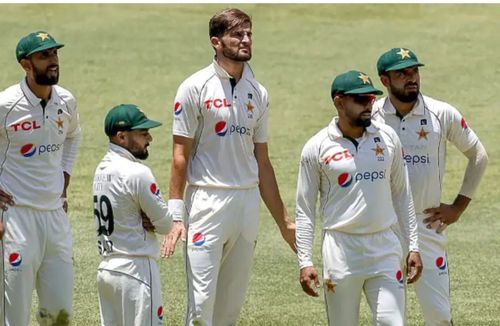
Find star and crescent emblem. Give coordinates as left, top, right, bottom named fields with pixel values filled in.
left=358, top=73, right=371, bottom=84
left=417, top=127, right=429, bottom=140
left=37, top=32, right=50, bottom=41
left=397, top=48, right=411, bottom=59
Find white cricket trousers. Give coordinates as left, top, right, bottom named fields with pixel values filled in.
left=1, top=206, right=73, bottom=326
left=413, top=214, right=453, bottom=326
left=97, top=256, right=164, bottom=326
left=322, top=228, right=405, bottom=326
left=184, top=186, right=260, bottom=326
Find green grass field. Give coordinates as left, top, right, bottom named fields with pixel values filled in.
left=1, top=4, right=499, bottom=325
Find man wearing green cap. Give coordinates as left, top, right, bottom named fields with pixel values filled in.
left=93, top=104, right=177, bottom=325
left=0, top=31, right=81, bottom=325
left=296, top=70, right=422, bottom=325
left=373, top=48, right=488, bottom=325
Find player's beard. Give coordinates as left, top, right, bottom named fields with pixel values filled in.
left=32, top=63, right=59, bottom=85
left=132, top=148, right=149, bottom=160
left=221, top=41, right=251, bottom=62
left=390, top=82, right=419, bottom=103
left=354, top=117, right=372, bottom=128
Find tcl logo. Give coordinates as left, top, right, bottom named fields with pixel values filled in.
left=322, top=150, right=353, bottom=165
left=20, top=143, right=62, bottom=157
left=204, top=98, right=231, bottom=110
left=10, top=120, right=41, bottom=132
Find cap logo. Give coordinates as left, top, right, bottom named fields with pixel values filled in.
left=358, top=73, right=371, bottom=84
left=37, top=32, right=50, bottom=41
left=397, top=48, right=411, bottom=59
left=117, top=121, right=126, bottom=126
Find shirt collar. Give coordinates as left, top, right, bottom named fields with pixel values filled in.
left=212, top=58, right=254, bottom=80
left=20, top=78, right=61, bottom=107
left=327, top=116, right=379, bottom=141
left=108, top=143, right=139, bottom=163
left=382, top=94, right=425, bottom=116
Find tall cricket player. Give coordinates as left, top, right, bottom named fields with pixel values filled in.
left=161, top=8, right=296, bottom=326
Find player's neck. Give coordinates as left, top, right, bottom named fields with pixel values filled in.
left=216, top=57, right=245, bottom=82
left=388, top=94, right=416, bottom=118
left=26, top=76, right=52, bottom=102
left=337, top=119, right=364, bottom=139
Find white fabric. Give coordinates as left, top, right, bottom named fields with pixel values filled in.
left=296, top=118, right=418, bottom=269
left=172, top=60, right=269, bottom=189
left=2, top=206, right=73, bottom=325
left=184, top=186, right=260, bottom=326
left=92, top=143, right=173, bottom=260
left=322, top=229, right=405, bottom=326
left=0, top=79, right=81, bottom=210
left=372, top=94, right=479, bottom=214
left=97, top=256, right=164, bottom=326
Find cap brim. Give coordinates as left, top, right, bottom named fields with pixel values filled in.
left=384, top=60, right=424, bottom=72
left=131, top=119, right=162, bottom=130
left=345, top=86, right=383, bottom=96
left=26, top=42, right=65, bottom=57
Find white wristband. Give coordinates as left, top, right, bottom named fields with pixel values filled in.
left=168, top=199, right=185, bottom=222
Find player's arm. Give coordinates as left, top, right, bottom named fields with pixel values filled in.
left=160, top=135, right=192, bottom=258
left=424, top=110, right=488, bottom=230
left=130, top=165, right=176, bottom=235
left=61, top=97, right=82, bottom=212
left=389, top=132, right=422, bottom=283
left=254, top=142, right=296, bottom=253
left=295, top=142, right=321, bottom=296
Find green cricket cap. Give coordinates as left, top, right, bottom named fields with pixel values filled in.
left=16, top=31, right=64, bottom=62
left=331, top=70, right=383, bottom=96
left=104, top=104, right=162, bottom=136
left=377, top=47, right=424, bottom=75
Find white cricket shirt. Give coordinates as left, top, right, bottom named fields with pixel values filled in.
left=296, top=118, right=418, bottom=269
left=0, top=79, right=81, bottom=210
left=93, top=143, right=173, bottom=259
left=372, top=94, right=479, bottom=214
left=172, top=60, right=268, bottom=189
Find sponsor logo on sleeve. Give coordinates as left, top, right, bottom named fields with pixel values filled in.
left=174, top=102, right=183, bottom=116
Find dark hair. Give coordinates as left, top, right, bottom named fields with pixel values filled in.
left=209, top=8, right=252, bottom=38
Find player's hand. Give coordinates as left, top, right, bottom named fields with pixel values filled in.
left=406, top=251, right=423, bottom=284
left=62, top=197, right=68, bottom=213
left=299, top=266, right=320, bottom=297
left=141, top=211, right=155, bottom=232
left=161, top=221, right=186, bottom=258
left=0, top=188, right=14, bottom=211
left=0, top=220, right=4, bottom=240
left=279, top=220, right=297, bottom=253
left=423, top=203, right=462, bottom=233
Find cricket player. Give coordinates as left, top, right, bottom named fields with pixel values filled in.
left=296, top=70, right=422, bottom=326
left=372, top=48, right=488, bottom=326
left=93, top=104, right=180, bottom=326
left=0, top=31, right=81, bottom=325
left=161, top=8, right=296, bottom=326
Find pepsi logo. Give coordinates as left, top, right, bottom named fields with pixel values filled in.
left=9, top=252, right=22, bottom=267
left=337, top=173, right=353, bottom=188
left=436, top=256, right=447, bottom=270
left=20, top=144, right=36, bottom=157
left=192, top=232, right=205, bottom=246
left=461, top=117, right=468, bottom=129
left=174, top=102, right=183, bottom=116
left=150, top=183, right=160, bottom=196
left=157, top=306, right=164, bottom=320
left=215, top=121, right=228, bottom=136
left=396, top=270, right=404, bottom=284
